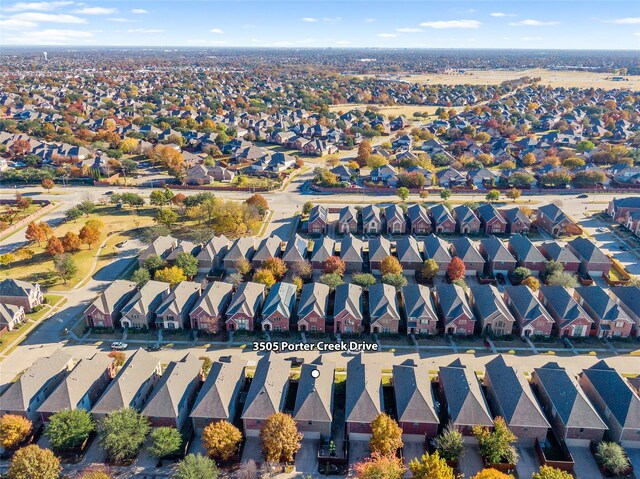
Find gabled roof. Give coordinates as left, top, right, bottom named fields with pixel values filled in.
left=241, top=352, right=290, bottom=420
left=1, top=349, right=73, bottom=412
left=484, top=356, right=549, bottom=429
left=567, top=237, right=611, bottom=264
left=476, top=203, right=507, bottom=225
left=191, top=281, right=234, bottom=318
left=407, top=204, right=429, bottom=223
left=609, top=286, right=640, bottom=317
left=435, top=284, right=473, bottom=322
left=345, top=355, right=382, bottom=423
left=309, top=205, right=328, bottom=223
left=452, top=237, right=484, bottom=264
left=539, top=286, right=592, bottom=327
left=469, top=284, right=515, bottom=323
left=227, top=282, right=265, bottom=318
left=92, top=349, right=161, bottom=415
left=501, top=207, right=532, bottom=226
left=0, top=279, right=39, bottom=298
left=538, top=203, right=571, bottom=223
left=509, top=233, right=546, bottom=264
left=298, top=282, right=330, bottom=319
left=533, top=363, right=607, bottom=430
left=190, top=358, right=247, bottom=421
left=480, top=236, right=516, bottom=263
left=575, top=286, right=632, bottom=323
left=429, top=204, right=454, bottom=224
left=395, top=236, right=422, bottom=264
left=261, top=282, right=297, bottom=319
left=368, top=236, right=392, bottom=263
left=121, top=280, right=170, bottom=318
left=438, top=361, right=492, bottom=427
left=402, top=284, right=437, bottom=322
left=504, top=285, right=553, bottom=326
left=282, top=234, right=308, bottom=263
left=294, top=361, right=335, bottom=423
left=86, top=280, right=137, bottom=315
left=362, top=205, right=382, bottom=224
left=310, top=236, right=335, bottom=263
left=225, top=237, right=256, bottom=262
left=453, top=204, right=479, bottom=224
left=339, top=206, right=357, bottom=223
left=369, top=283, right=400, bottom=321
left=334, top=284, right=363, bottom=320
left=538, top=241, right=580, bottom=264
left=393, top=363, right=438, bottom=424
left=340, top=234, right=364, bottom=263
left=139, top=235, right=177, bottom=261
left=142, top=354, right=201, bottom=419
left=580, top=360, right=640, bottom=430
left=156, top=281, right=201, bottom=317
left=423, top=235, right=452, bottom=262
left=384, top=204, right=405, bottom=223
left=37, top=354, right=113, bottom=414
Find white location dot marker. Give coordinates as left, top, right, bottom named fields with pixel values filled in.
left=310, top=369, right=320, bottom=378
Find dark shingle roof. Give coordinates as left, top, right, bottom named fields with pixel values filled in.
left=393, top=363, right=438, bottom=425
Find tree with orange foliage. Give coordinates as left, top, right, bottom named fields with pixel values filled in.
left=61, top=231, right=82, bottom=252
left=353, top=452, right=405, bottom=479
left=25, top=222, right=45, bottom=246
left=79, top=224, right=101, bottom=249
left=471, top=469, right=513, bottom=479
left=46, top=237, right=65, bottom=256
left=323, top=256, right=346, bottom=276
left=447, top=257, right=466, bottom=281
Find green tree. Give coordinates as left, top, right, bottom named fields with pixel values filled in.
left=7, top=445, right=61, bottom=479
left=409, top=451, right=455, bottom=479
left=154, top=209, right=178, bottom=228
left=66, top=207, right=83, bottom=222
left=420, top=259, right=439, bottom=281
left=546, top=271, right=578, bottom=288
left=485, top=189, right=500, bottom=202
left=175, top=454, right=219, bottom=479
left=595, top=441, right=629, bottom=476
left=370, top=413, right=403, bottom=457
left=318, top=273, right=344, bottom=291
left=98, top=407, right=150, bottom=462
left=532, top=465, right=574, bottom=479
left=45, top=409, right=95, bottom=451
left=120, top=192, right=145, bottom=209
left=302, top=201, right=314, bottom=216
left=576, top=140, right=595, bottom=152
left=472, top=417, right=518, bottom=465
left=544, top=260, right=563, bottom=277
left=77, top=200, right=95, bottom=217
left=142, top=254, right=166, bottom=273
left=352, top=273, right=377, bottom=289
left=505, top=187, right=521, bottom=202
left=381, top=273, right=408, bottom=290
left=259, top=412, right=302, bottom=463
left=131, top=268, right=150, bottom=287
left=150, top=190, right=170, bottom=208
left=512, top=266, right=531, bottom=283
left=434, top=424, right=464, bottom=462
left=440, top=188, right=452, bottom=200
left=148, top=427, right=183, bottom=459
left=396, top=187, right=409, bottom=202
left=53, top=253, right=77, bottom=284
left=175, top=252, right=198, bottom=278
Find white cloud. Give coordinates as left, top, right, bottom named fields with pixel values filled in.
left=106, top=17, right=134, bottom=22
left=377, top=33, right=396, bottom=37
left=10, top=12, right=86, bottom=23
left=131, top=8, right=147, bottom=14
left=396, top=27, right=423, bottom=32
left=491, top=12, right=516, bottom=17
left=634, top=31, right=640, bottom=36
left=419, top=19, right=480, bottom=29
left=522, top=36, right=543, bottom=41
left=210, top=28, right=223, bottom=33
left=335, top=40, right=350, bottom=44
left=4, top=1, right=73, bottom=12
left=73, top=6, right=117, bottom=14
left=5, top=28, right=93, bottom=44
left=509, top=19, right=559, bottom=26
left=126, top=28, right=163, bottom=33
left=301, top=17, right=317, bottom=22
left=605, top=17, right=640, bottom=24
left=323, top=17, right=341, bottom=23
left=0, top=18, right=38, bottom=28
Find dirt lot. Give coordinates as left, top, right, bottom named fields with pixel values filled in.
left=328, top=103, right=447, bottom=117
left=381, top=68, right=640, bottom=89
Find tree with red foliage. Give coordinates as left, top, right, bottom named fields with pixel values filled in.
left=46, top=237, right=65, bottom=256
left=353, top=452, right=405, bottom=479
left=323, top=256, right=346, bottom=276
left=447, top=257, right=466, bottom=281
left=245, top=193, right=269, bottom=215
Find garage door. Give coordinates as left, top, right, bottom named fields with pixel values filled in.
left=301, top=431, right=321, bottom=439
left=402, top=434, right=425, bottom=443
left=349, top=432, right=372, bottom=441
left=245, top=428, right=260, bottom=437
left=565, top=438, right=590, bottom=447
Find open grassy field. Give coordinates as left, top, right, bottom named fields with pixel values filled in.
left=328, top=103, right=448, bottom=117
left=0, top=205, right=156, bottom=291
left=360, top=68, right=640, bottom=89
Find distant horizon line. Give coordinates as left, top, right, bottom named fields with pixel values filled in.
left=1, top=45, right=638, bottom=52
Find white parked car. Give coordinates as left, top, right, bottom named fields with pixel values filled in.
left=110, top=342, right=128, bottom=350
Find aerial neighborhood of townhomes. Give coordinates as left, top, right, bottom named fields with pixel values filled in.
left=1, top=2, right=640, bottom=479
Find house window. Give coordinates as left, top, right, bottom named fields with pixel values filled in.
left=383, top=327, right=390, bottom=333
left=579, top=428, right=585, bottom=433
left=308, top=421, right=313, bottom=425
left=615, top=321, right=624, bottom=329
left=237, top=319, right=249, bottom=330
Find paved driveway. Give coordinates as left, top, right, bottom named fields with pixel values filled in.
left=625, top=447, right=640, bottom=471
left=241, top=436, right=263, bottom=464
left=458, top=444, right=483, bottom=478
left=402, top=441, right=425, bottom=467
left=515, top=444, right=540, bottom=479
left=295, top=439, right=319, bottom=475
left=568, top=446, right=605, bottom=479
left=347, top=440, right=370, bottom=477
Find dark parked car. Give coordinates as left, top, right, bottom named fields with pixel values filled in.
left=146, top=344, right=162, bottom=352
left=496, top=273, right=506, bottom=285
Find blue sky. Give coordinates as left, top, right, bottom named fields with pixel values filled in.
left=1, top=0, right=639, bottom=49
